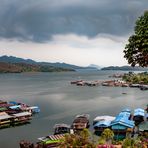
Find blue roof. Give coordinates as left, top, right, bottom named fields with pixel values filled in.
left=9, top=105, right=21, bottom=109
left=94, top=120, right=111, bottom=128
left=115, top=112, right=130, bottom=121
left=134, top=108, right=145, bottom=117
left=111, top=118, right=134, bottom=128
left=121, top=108, right=131, bottom=113
left=9, top=101, right=19, bottom=105
left=110, top=111, right=134, bottom=128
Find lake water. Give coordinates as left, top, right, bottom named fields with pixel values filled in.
left=0, top=71, right=147, bottom=148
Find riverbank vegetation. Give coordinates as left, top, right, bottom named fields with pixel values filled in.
left=122, top=72, right=148, bottom=84
left=58, top=128, right=148, bottom=148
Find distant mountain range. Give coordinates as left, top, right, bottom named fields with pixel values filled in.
left=1, top=55, right=146, bottom=73
left=101, top=66, right=148, bottom=71
left=89, top=64, right=102, bottom=70
left=0, top=55, right=97, bottom=73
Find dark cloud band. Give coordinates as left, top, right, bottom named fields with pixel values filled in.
left=0, top=0, right=148, bottom=42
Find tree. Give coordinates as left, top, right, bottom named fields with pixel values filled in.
left=101, top=128, right=114, bottom=143
left=59, top=129, right=96, bottom=148
left=124, top=11, right=148, bottom=67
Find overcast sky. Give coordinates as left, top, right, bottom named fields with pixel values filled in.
left=0, top=0, right=148, bottom=66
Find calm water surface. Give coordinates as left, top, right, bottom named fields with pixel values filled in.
left=0, top=71, right=147, bottom=148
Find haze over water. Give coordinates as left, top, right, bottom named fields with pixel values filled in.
left=0, top=71, right=147, bottom=148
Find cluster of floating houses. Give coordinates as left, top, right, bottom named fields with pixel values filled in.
left=0, top=100, right=40, bottom=129
left=20, top=106, right=148, bottom=148
left=71, top=79, right=148, bottom=90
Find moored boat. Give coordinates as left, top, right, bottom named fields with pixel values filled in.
left=110, top=110, right=135, bottom=140
left=12, top=112, right=32, bottom=125
left=93, top=115, right=115, bottom=136
left=71, top=114, right=90, bottom=131
left=0, top=112, right=13, bottom=128
left=23, top=106, right=40, bottom=113
left=133, top=108, right=145, bottom=125
left=54, top=123, right=71, bottom=135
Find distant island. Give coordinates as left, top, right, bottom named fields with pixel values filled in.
left=101, top=66, right=148, bottom=71
left=0, top=55, right=97, bottom=73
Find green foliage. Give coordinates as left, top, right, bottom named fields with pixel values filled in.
left=124, top=11, right=148, bottom=67
left=98, top=137, right=106, bottom=145
left=101, top=128, right=114, bottom=141
left=122, top=72, right=148, bottom=84
left=122, top=138, right=135, bottom=148
left=59, top=129, right=96, bottom=148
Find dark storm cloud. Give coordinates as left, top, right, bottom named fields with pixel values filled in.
left=0, top=0, right=148, bottom=42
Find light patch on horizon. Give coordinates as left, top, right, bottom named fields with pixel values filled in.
left=0, top=34, right=128, bottom=67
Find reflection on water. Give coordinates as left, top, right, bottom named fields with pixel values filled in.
left=0, top=71, right=147, bottom=148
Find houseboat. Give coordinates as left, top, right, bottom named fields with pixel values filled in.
left=12, top=112, right=32, bottom=125
left=71, top=114, right=90, bottom=131
left=133, top=108, right=145, bottom=125
left=0, top=112, right=12, bottom=128
left=54, top=123, right=71, bottom=135
left=93, top=116, right=115, bottom=136
left=110, top=111, right=135, bottom=140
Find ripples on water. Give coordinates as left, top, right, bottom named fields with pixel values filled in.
left=0, top=71, right=147, bottom=148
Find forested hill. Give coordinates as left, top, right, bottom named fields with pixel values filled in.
left=101, top=66, right=148, bottom=71
left=0, top=62, right=75, bottom=73
left=0, top=55, right=97, bottom=71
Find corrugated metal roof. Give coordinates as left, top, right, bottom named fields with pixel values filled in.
left=111, top=120, right=134, bottom=128
left=12, top=112, right=32, bottom=117
left=93, top=116, right=115, bottom=122
left=110, top=111, right=134, bottom=128
left=38, top=134, right=65, bottom=142
left=0, top=114, right=12, bottom=120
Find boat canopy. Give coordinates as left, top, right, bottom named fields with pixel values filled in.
left=54, top=123, right=70, bottom=129
left=93, top=115, right=115, bottom=122
left=9, top=105, right=21, bottom=109
left=116, top=112, right=131, bottom=120
left=26, top=106, right=40, bottom=113
left=121, top=108, right=131, bottom=113
left=38, top=134, right=65, bottom=142
left=75, top=114, right=90, bottom=119
left=94, top=120, right=111, bottom=128
left=134, top=108, right=145, bottom=117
